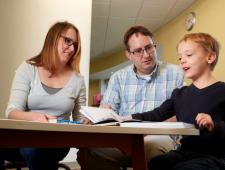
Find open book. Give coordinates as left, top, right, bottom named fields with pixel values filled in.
left=80, top=106, right=140, bottom=125
left=80, top=106, right=195, bottom=129
left=80, top=106, right=122, bottom=124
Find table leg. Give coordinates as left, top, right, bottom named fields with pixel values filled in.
left=131, top=135, right=147, bottom=170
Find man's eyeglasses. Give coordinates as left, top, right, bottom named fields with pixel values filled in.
left=60, top=35, right=78, bottom=50
left=129, top=44, right=156, bottom=57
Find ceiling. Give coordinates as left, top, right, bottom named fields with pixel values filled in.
left=91, top=0, right=196, bottom=60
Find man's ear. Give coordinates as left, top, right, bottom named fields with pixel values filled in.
left=125, top=50, right=131, bottom=60
left=206, top=52, right=216, bottom=64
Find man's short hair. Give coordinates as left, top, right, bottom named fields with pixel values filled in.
left=123, top=25, right=153, bottom=50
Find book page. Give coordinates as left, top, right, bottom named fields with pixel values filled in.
left=80, top=106, right=121, bottom=123
left=120, top=122, right=195, bottom=129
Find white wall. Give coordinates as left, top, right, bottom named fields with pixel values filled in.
left=0, top=0, right=92, bottom=163
left=0, top=0, right=91, bottom=116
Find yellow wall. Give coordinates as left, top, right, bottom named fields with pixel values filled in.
left=90, top=0, right=225, bottom=96
left=90, top=51, right=127, bottom=74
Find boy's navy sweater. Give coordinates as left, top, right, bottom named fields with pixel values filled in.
left=133, top=82, right=225, bottom=157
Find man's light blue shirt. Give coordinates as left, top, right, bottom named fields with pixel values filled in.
left=101, top=61, right=184, bottom=116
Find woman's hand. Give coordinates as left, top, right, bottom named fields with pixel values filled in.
left=29, top=112, right=56, bottom=123
left=195, top=113, right=214, bottom=132
left=8, top=109, right=56, bottom=123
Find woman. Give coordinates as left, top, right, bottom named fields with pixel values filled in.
left=1, top=21, right=86, bottom=170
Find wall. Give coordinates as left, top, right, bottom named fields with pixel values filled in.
left=0, top=0, right=92, bottom=116
left=90, top=50, right=127, bottom=74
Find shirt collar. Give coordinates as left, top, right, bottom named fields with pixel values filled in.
left=131, top=61, right=159, bottom=81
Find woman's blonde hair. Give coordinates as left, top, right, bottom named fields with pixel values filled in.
left=177, top=33, right=219, bottom=70
left=27, top=21, right=81, bottom=74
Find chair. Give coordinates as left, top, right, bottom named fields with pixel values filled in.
left=3, top=161, right=71, bottom=170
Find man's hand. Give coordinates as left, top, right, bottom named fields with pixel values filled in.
left=100, top=104, right=112, bottom=109
left=196, top=113, right=214, bottom=132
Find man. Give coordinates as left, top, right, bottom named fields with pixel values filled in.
left=78, top=25, right=184, bottom=169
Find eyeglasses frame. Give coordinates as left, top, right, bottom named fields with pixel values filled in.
left=128, top=43, right=156, bottom=57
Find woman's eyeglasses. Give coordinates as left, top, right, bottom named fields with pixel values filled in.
left=60, top=35, right=78, bottom=50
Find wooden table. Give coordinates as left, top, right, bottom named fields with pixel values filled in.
left=0, top=119, right=199, bottom=170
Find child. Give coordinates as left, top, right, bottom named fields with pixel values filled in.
left=123, top=33, right=225, bottom=170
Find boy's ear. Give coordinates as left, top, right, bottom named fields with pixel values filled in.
left=206, top=53, right=216, bottom=64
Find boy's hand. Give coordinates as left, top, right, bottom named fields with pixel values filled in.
left=196, top=113, right=214, bottom=131
left=120, top=115, right=133, bottom=122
